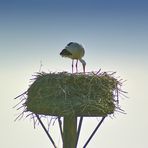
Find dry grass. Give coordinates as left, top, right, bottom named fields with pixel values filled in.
left=25, top=71, right=122, bottom=117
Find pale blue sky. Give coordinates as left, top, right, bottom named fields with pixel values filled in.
left=0, top=0, right=148, bottom=147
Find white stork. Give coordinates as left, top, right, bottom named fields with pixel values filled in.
left=60, top=42, right=86, bottom=73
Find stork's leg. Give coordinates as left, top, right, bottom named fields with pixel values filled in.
left=76, top=59, right=78, bottom=73
left=72, top=59, right=74, bottom=73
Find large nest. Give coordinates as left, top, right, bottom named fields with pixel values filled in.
left=25, top=71, right=121, bottom=117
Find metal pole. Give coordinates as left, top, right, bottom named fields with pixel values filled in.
left=83, top=117, right=106, bottom=148
left=75, top=117, right=83, bottom=147
left=35, top=114, right=57, bottom=148
left=63, top=115, right=77, bottom=148
left=58, top=117, right=63, bottom=143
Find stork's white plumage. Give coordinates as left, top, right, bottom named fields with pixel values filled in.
left=60, top=42, right=86, bottom=73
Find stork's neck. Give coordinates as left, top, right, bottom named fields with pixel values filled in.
left=79, top=59, right=86, bottom=74
left=79, top=59, right=86, bottom=66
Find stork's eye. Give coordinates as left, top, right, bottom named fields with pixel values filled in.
left=67, top=42, right=74, bottom=46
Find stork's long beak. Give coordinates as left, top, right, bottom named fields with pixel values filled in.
left=83, top=64, right=85, bottom=74
left=79, top=59, right=86, bottom=74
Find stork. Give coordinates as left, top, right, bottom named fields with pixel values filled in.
left=60, top=42, right=86, bottom=73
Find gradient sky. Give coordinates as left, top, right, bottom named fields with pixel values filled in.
left=0, top=0, right=148, bottom=148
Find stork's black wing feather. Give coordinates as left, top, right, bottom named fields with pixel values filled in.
left=60, top=49, right=72, bottom=56
left=67, top=42, right=74, bottom=46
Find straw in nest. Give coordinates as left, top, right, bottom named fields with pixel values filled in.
left=25, top=71, right=120, bottom=117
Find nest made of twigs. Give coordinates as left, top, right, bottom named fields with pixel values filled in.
left=25, top=71, right=121, bottom=117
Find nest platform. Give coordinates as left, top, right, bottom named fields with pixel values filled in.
left=26, top=72, right=119, bottom=117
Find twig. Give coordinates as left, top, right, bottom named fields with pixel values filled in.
left=14, top=91, right=27, bottom=99
left=13, top=98, right=26, bottom=108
